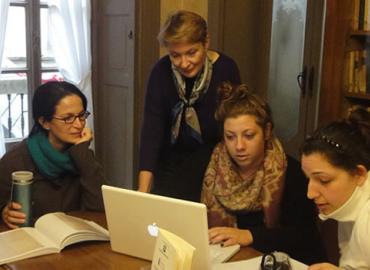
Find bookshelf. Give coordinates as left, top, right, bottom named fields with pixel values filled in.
left=344, top=92, right=370, bottom=101
left=342, top=1, right=370, bottom=109
left=350, top=31, right=370, bottom=38
left=319, top=0, right=370, bottom=125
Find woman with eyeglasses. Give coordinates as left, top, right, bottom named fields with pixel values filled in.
left=0, top=81, right=106, bottom=229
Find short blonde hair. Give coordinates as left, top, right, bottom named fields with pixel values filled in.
left=157, top=10, right=208, bottom=47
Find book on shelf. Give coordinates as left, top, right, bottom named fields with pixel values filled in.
left=365, top=0, right=370, bottom=31
left=345, top=50, right=369, bottom=95
left=151, top=228, right=195, bottom=270
left=354, top=50, right=361, bottom=93
left=366, top=48, right=370, bottom=93
left=352, top=0, right=360, bottom=30
left=0, top=212, right=110, bottom=265
left=352, top=0, right=370, bottom=31
left=359, top=50, right=367, bottom=94
left=346, top=51, right=355, bottom=93
left=359, top=0, right=366, bottom=30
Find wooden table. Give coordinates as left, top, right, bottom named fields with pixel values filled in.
left=0, top=212, right=261, bottom=270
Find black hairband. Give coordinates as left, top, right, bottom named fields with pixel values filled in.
left=306, top=134, right=343, bottom=149
left=309, top=135, right=343, bottom=150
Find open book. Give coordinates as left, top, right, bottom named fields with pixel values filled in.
left=0, top=212, right=110, bottom=265
left=151, top=228, right=195, bottom=270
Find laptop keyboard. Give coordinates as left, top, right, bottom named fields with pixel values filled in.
left=209, top=244, right=240, bottom=264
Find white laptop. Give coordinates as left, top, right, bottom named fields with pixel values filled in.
left=102, top=185, right=240, bottom=270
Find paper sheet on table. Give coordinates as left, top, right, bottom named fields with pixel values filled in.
left=212, top=255, right=308, bottom=270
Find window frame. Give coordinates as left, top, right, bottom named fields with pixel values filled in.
left=1, top=0, right=59, bottom=144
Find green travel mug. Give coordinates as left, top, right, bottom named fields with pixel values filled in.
left=11, top=171, right=33, bottom=227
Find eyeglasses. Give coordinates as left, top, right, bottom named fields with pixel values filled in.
left=260, top=252, right=291, bottom=270
left=53, top=111, right=90, bottom=124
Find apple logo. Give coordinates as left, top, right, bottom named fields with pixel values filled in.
left=147, top=222, right=159, bottom=237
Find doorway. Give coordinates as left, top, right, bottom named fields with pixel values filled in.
left=209, top=0, right=326, bottom=158
left=267, top=0, right=325, bottom=158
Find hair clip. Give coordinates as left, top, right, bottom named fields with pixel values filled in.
left=320, top=135, right=342, bottom=149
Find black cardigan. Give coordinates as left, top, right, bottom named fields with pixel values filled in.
left=237, top=156, right=326, bottom=264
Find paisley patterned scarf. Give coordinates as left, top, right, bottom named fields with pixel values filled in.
left=201, top=137, right=287, bottom=228
left=170, top=56, right=213, bottom=144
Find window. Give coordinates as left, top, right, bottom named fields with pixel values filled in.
left=0, top=0, right=63, bottom=142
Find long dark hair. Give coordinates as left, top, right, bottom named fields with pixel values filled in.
left=30, top=81, right=87, bottom=136
left=301, top=106, right=370, bottom=172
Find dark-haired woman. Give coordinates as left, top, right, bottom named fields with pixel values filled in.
left=301, top=106, right=370, bottom=270
left=0, top=81, right=105, bottom=229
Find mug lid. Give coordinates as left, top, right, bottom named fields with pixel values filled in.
left=12, top=171, right=33, bottom=183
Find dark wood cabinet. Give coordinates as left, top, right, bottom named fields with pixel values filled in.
left=319, top=0, right=370, bottom=126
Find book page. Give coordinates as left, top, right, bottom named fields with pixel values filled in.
left=0, top=227, right=57, bottom=264
left=35, top=212, right=109, bottom=250
left=151, top=234, right=179, bottom=270
left=151, top=228, right=195, bottom=270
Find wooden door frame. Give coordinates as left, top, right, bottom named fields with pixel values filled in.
left=318, top=0, right=352, bottom=125
left=91, top=0, right=160, bottom=187
left=133, top=1, right=160, bottom=185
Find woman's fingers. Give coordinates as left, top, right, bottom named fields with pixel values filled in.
left=209, top=227, right=226, bottom=243
left=75, top=127, right=93, bottom=144
left=2, top=202, right=26, bottom=228
left=209, top=227, right=237, bottom=245
left=209, top=227, right=253, bottom=246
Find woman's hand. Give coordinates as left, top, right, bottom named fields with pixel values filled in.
left=308, top=263, right=341, bottom=270
left=75, top=127, right=93, bottom=145
left=138, top=171, right=153, bottom=193
left=208, top=227, right=253, bottom=247
left=1, top=202, right=26, bottom=229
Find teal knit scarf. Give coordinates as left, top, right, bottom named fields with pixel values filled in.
left=27, top=132, right=76, bottom=179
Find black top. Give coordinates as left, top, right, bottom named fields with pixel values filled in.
left=139, top=53, right=241, bottom=173
left=235, top=156, right=326, bottom=265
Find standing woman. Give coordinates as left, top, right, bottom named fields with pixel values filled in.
left=301, top=107, right=370, bottom=270
left=138, top=10, right=241, bottom=201
left=0, top=81, right=105, bottom=229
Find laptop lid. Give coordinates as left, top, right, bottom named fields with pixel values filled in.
left=102, top=185, right=211, bottom=270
